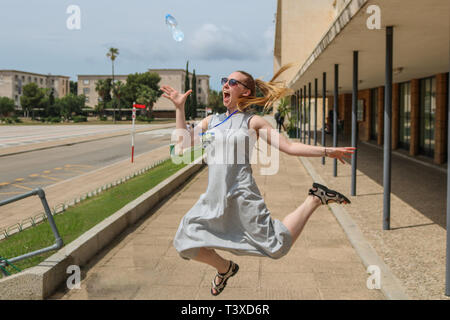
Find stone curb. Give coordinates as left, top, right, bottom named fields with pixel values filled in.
left=0, top=154, right=206, bottom=300
left=299, top=156, right=410, bottom=300
left=0, top=123, right=175, bottom=158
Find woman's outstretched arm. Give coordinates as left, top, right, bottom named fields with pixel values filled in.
left=161, top=85, right=211, bottom=154
left=249, top=115, right=355, bottom=163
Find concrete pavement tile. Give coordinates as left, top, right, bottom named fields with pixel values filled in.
left=314, top=272, right=368, bottom=289
left=134, top=285, right=200, bottom=300
left=260, top=272, right=317, bottom=289
left=259, top=288, right=306, bottom=299
left=261, top=256, right=313, bottom=273
left=195, top=287, right=261, bottom=300
left=307, top=247, right=361, bottom=263
left=112, top=243, right=170, bottom=258
left=318, top=286, right=384, bottom=300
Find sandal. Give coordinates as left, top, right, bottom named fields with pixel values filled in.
left=309, top=182, right=351, bottom=205
left=211, top=260, right=239, bottom=296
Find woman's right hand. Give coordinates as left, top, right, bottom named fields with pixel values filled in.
left=161, top=85, right=192, bottom=110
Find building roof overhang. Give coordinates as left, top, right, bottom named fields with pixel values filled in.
left=287, top=0, right=449, bottom=94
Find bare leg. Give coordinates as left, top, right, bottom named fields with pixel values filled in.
left=193, top=247, right=231, bottom=294
left=282, top=195, right=322, bottom=244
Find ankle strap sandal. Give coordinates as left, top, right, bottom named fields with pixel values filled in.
left=211, top=260, right=239, bottom=296
left=309, top=182, right=351, bottom=205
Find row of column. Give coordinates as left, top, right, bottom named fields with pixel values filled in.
left=290, top=26, right=449, bottom=297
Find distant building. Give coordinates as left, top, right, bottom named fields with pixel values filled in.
left=0, top=70, right=70, bottom=109
left=77, top=69, right=210, bottom=118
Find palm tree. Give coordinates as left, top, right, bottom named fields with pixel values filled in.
left=112, top=81, right=124, bottom=120
left=106, top=47, right=119, bottom=122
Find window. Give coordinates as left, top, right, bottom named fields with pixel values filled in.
left=40, top=78, right=43, bottom=85
left=398, top=82, right=411, bottom=150
left=198, top=87, right=202, bottom=94
left=419, top=77, right=436, bottom=157
left=34, top=77, right=37, bottom=83
left=28, top=76, right=31, bottom=82
left=370, top=88, right=378, bottom=140
left=83, top=80, right=90, bottom=85
left=85, top=96, right=89, bottom=102
left=83, top=88, right=90, bottom=95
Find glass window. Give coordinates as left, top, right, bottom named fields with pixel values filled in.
left=419, top=77, right=436, bottom=157
left=370, top=88, right=378, bottom=140
left=83, top=88, right=90, bottom=95
left=398, top=82, right=411, bottom=150
left=83, top=80, right=90, bottom=85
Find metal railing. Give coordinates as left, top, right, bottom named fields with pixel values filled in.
left=0, top=188, right=63, bottom=277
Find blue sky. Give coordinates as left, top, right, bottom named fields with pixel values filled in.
left=0, top=0, right=277, bottom=91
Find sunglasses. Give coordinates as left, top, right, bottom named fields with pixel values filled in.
left=221, top=77, right=250, bottom=90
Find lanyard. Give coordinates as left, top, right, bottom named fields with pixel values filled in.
left=199, top=110, right=239, bottom=136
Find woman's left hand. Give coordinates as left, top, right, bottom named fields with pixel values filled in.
left=326, top=147, right=356, bottom=164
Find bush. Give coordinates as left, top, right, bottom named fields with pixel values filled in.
left=99, top=116, right=107, bottom=121
left=12, top=117, right=22, bottom=123
left=136, top=115, right=154, bottom=123
left=50, top=117, right=61, bottom=123
left=73, top=115, right=87, bottom=123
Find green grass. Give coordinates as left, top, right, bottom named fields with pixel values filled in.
left=0, top=152, right=201, bottom=278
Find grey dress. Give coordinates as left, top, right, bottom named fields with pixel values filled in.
left=173, top=111, right=292, bottom=260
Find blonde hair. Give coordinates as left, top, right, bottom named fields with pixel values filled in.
left=235, top=63, right=294, bottom=112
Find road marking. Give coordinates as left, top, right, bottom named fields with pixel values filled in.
left=43, top=170, right=51, bottom=174
left=15, top=178, right=25, bottom=182
left=0, top=182, right=10, bottom=186
left=0, top=191, right=24, bottom=195
left=54, top=167, right=62, bottom=170
left=29, top=174, right=40, bottom=177
left=11, top=183, right=33, bottom=191
left=40, top=175, right=62, bottom=181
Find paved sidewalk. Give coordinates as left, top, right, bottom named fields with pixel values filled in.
left=51, top=132, right=385, bottom=300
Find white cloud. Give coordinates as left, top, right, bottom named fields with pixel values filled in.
left=186, top=23, right=261, bottom=61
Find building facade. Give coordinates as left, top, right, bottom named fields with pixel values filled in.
left=77, top=69, right=210, bottom=118
left=0, top=70, right=70, bottom=110
left=275, top=0, right=449, bottom=165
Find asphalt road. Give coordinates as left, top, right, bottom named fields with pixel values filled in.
left=0, top=128, right=173, bottom=202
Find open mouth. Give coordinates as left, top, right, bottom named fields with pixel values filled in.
left=223, top=91, right=231, bottom=103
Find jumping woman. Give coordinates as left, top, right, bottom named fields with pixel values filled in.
left=161, top=65, right=355, bottom=296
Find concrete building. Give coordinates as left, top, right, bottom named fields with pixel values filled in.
left=275, top=0, right=449, bottom=165
left=0, top=70, right=70, bottom=109
left=77, top=69, right=210, bottom=118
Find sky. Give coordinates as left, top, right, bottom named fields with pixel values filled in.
left=0, top=0, right=277, bottom=91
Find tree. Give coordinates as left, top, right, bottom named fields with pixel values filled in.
left=184, top=61, right=191, bottom=120
left=95, top=79, right=113, bottom=117
left=136, top=85, right=159, bottom=118
left=58, top=94, right=85, bottom=120
left=191, top=69, right=198, bottom=119
left=106, top=47, right=119, bottom=122
left=20, top=82, right=45, bottom=117
left=112, top=81, right=125, bottom=120
left=70, top=81, right=78, bottom=95
left=0, top=97, right=15, bottom=118
left=207, top=89, right=226, bottom=114
left=122, top=72, right=162, bottom=114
